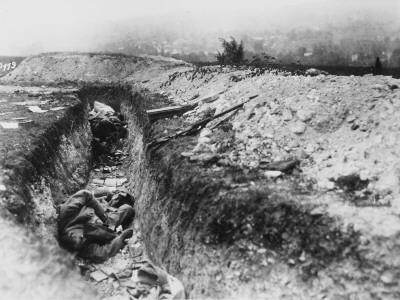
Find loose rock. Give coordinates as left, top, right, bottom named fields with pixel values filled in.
left=290, top=121, right=307, bottom=134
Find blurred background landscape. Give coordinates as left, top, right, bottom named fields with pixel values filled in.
left=1, top=0, right=400, bottom=73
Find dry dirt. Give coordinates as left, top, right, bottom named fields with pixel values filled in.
left=1, top=53, right=400, bottom=299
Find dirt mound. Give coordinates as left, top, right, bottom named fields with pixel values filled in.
left=1, top=52, right=187, bottom=84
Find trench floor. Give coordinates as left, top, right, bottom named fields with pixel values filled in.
left=78, top=141, right=148, bottom=299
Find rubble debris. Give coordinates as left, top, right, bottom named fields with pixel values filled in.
left=305, top=68, right=329, bottom=76
left=14, top=100, right=44, bottom=106
left=92, top=178, right=105, bottom=185
left=117, top=269, right=133, bottom=279
left=189, top=153, right=219, bottom=165
left=101, top=266, right=118, bottom=276
left=90, top=270, right=108, bottom=282
left=49, top=106, right=67, bottom=111
left=334, top=174, right=369, bottom=193
left=264, top=170, right=283, bottom=178
left=290, top=121, right=307, bottom=134
left=297, top=109, right=315, bottom=122
left=260, top=158, right=300, bottom=172
left=104, top=178, right=127, bottom=187
left=380, top=271, right=397, bottom=285
left=28, top=105, right=48, bottom=113
left=0, top=122, right=18, bottom=129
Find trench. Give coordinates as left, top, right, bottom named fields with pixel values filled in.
left=2, top=82, right=369, bottom=299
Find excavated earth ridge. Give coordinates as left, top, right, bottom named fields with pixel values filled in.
left=0, top=52, right=400, bottom=299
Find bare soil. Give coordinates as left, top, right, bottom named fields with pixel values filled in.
left=1, top=53, right=400, bottom=299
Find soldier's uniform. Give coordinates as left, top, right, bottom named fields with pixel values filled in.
left=58, top=190, right=134, bottom=263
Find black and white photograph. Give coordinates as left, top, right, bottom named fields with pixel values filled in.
left=0, top=0, right=399, bottom=299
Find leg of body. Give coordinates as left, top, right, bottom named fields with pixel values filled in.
left=108, top=204, right=135, bottom=230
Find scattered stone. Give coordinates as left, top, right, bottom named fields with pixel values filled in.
left=306, top=68, right=329, bottom=76
left=371, top=84, right=385, bottom=90
left=280, top=276, right=291, bottom=285
left=297, top=109, right=314, bottom=122
left=290, top=121, right=307, bottom=134
left=104, top=178, right=127, bottom=187
left=90, top=270, right=108, bottom=282
left=346, top=115, right=356, bottom=123
left=299, top=252, right=306, bottom=262
left=282, top=109, right=293, bottom=121
left=117, top=269, right=133, bottom=279
left=216, top=275, right=222, bottom=282
left=103, top=167, right=112, bottom=173
left=288, top=259, right=296, bottom=265
left=101, top=266, right=118, bottom=276
left=267, top=258, right=275, bottom=264
left=380, top=271, right=397, bottom=285
left=92, top=178, right=105, bottom=185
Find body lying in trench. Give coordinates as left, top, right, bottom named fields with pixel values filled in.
left=57, top=189, right=185, bottom=299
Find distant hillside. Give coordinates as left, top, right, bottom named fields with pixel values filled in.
left=0, top=56, right=25, bottom=77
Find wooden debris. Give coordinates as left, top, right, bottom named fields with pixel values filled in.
left=199, top=93, right=220, bottom=104
left=147, top=95, right=258, bottom=150
left=147, top=105, right=193, bottom=122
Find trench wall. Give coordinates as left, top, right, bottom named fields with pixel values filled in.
left=0, top=88, right=97, bottom=299
left=0, top=82, right=226, bottom=299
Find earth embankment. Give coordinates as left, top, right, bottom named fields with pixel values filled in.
left=1, top=52, right=400, bottom=299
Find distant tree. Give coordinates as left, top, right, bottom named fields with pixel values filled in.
left=216, top=37, right=245, bottom=65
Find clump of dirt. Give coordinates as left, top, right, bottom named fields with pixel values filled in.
left=334, top=173, right=369, bottom=193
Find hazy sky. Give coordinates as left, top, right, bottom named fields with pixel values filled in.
left=1, top=0, right=399, bottom=55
